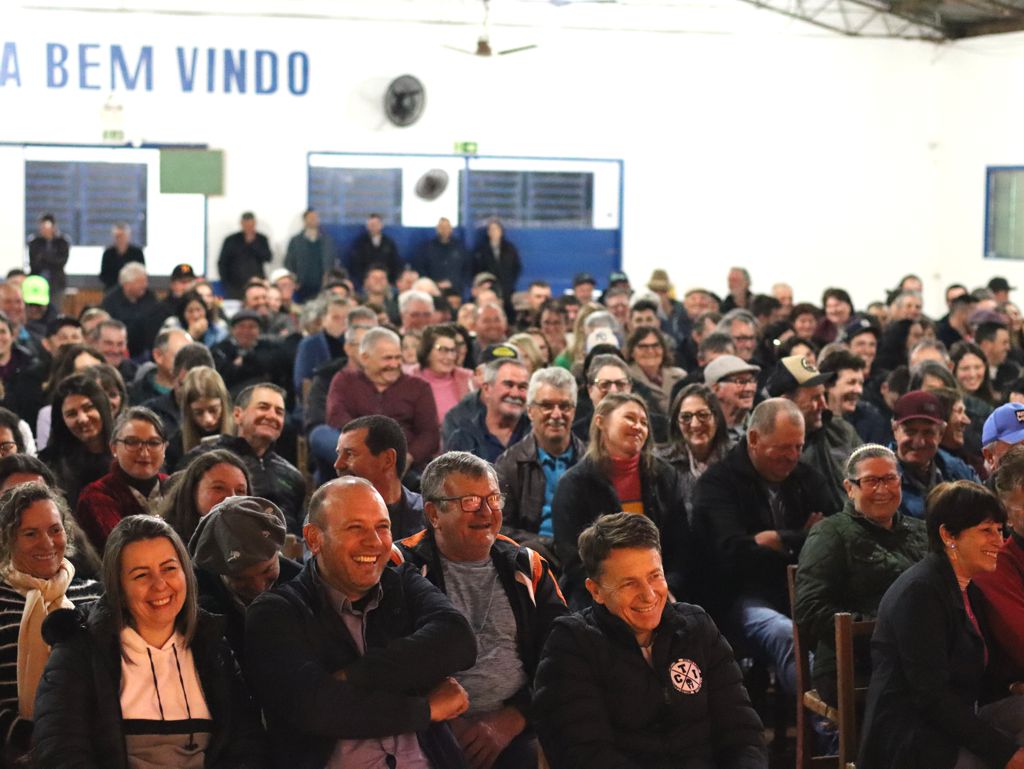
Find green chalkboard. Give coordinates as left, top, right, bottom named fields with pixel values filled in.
left=160, top=149, right=223, bottom=195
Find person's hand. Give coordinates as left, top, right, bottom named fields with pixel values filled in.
left=804, top=512, right=825, bottom=529
left=450, top=707, right=525, bottom=769
left=1004, top=747, right=1024, bottom=769
left=754, top=530, right=786, bottom=553
left=428, top=677, right=469, bottom=722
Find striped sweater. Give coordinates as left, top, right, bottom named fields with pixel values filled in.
left=0, top=577, right=102, bottom=749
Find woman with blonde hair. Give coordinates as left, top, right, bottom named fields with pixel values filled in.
left=165, top=366, right=234, bottom=472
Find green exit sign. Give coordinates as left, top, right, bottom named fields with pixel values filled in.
left=454, top=141, right=478, bottom=155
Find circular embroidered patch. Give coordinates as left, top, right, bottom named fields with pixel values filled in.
left=669, top=658, right=703, bottom=694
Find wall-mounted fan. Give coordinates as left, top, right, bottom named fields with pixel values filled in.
left=445, top=0, right=539, bottom=57
left=384, top=75, right=425, bottom=127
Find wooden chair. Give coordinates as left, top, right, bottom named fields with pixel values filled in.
left=835, top=612, right=876, bottom=769
left=787, top=564, right=839, bottom=769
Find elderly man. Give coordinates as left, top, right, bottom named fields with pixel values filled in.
left=891, top=390, right=976, bottom=519
left=396, top=452, right=567, bottom=769
left=982, top=402, right=1024, bottom=475
left=399, top=289, right=436, bottom=335
left=246, top=476, right=476, bottom=769
left=189, top=495, right=302, bottom=657
left=335, top=414, right=426, bottom=539
left=721, top=266, right=753, bottom=312
left=716, top=309, right=759, bottom=364
left=101, top=262, right=162, bottom=358
left=693, top=398, right=833, bottom=696
left=218, top=211, right=272, bottom=299
left=447, top=358, right=530, bottom=463
left=767, top=354, right=863, bottom=513
left=99, top=222, right=144, bottom=290
left=327, top=327, right=439, bottom=473
left=495, top=367, right=584, bottom=564
left=186, top=383, right=307, bottom=534
left=534, top=512, right=767, bottom=769
left=417, top=217, right=470, bottom=295
left=705, top=354, right=760, bottom=445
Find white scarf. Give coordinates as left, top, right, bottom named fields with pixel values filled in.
left=5, top=559, right=75, bottom=718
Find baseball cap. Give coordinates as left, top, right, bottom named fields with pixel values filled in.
left=766, top=356, right=835, bottom=397
left=269, top=268, right=296, bottom=285
left=170, top=263, right=196, bottom=282
left=982, top=402, right=1024, bottom=446
left=704, top=355, right=761, bottom=386
left=479, top=344, right=519, bottom=365
left=21, top=275, right=49, bottom=306
left=844, top=316, right=880, bottom=342
left=608, top=271, right=630, bottom=286
left=586, top=328, right=620, bottom=353
left=573, top=272, right=596, bottom=288
left=473, top=272, right=498, bottom=289
left=229, top=309, right=263, bottom=327
left=989, top=277, right=1015, bottom=293
left=892, top=390, right=946, bottom=426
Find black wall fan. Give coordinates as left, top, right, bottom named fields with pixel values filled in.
left=384, top=75, right=426, bottom=127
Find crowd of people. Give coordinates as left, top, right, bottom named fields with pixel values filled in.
left=6, top=209, right=1024, bottom=768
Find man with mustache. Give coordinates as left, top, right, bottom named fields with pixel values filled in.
left=326, top=327, right=440, bottom=474
left=446, top=358, right=530, bottom=464
left=495, top=367, right=584, bottom=568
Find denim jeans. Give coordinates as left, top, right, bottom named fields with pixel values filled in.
left=729, top=597, right=797, bottom=697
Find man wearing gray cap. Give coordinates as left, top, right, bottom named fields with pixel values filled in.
left=189, top=496, right=301, bottom=658
left=705, top=354, right=761, bottom=446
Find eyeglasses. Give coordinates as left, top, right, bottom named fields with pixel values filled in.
left=433, top=345, right=458, bottom=355
left=720, top=376, right=757, bottom=386
left=434, top=493, right=506, bottom=512
left=593, top=378, right=631, bottom=393
left=115, top=437, right=166, bottom=452
left=850, top=474, right=901, bottom=491
left=0, top=442, right=16, bottom=457
left=634, top=342, right=662, bottom=352
left=679, top=410, right=713, bottom=424
left=532, top=400, right=575, bottom=415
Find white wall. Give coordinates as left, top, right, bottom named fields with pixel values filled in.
left=0, top=1, right=1018, bottom=315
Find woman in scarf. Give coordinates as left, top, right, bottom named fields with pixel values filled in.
left=0, top=483, right=101, bottom=764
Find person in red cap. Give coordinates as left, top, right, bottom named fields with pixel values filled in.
left=892, top=390, right=977, bottom=519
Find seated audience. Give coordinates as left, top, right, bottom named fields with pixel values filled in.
left=858, top=481, right=1024, bottom=769
left=33, top=515, right=267, bottom=768
left=183, top=383, right=306, bottom=535
left=39, top=375, right=114, bottom=509
left=495, top=366, right=583, bottom=566
left=533, top=512, right=767, bottom=769
left=245, top=476, right=477, bottom=769
left=692, top=398, right=833, bottom=697
left=100, top=262, right=163, bottom=359
left=34, top=341, right=104, bottom=451
left=188, top=495, right=301, bottom=658
left=552, top=392, right=690, bottom=609
left=333, top=415, right=426, bottom=539
left=982, top=402, right=1024, bottom=475
left=657, top=383, right=730, bottom=509
left=171, top=288, right=228, bottom=347
left=0, top=483, right=102, bottom=764
left=952, top=340, right=999, bottom=411
left=76, top=406, right=169, bottom=551
left=128, top=328, right=191, bottom=405
left=795, top=444, right=927, bottom=706
left=412, top=323, right=475, bottom=426
left=705, top=354, right=761, bottom=445
left=396, top=452, right=567, bottom=769
left=160, top=448, right=250, bottom=545
left=820, top=348, right=890, bottom=446
left=293, top=296, right=349, bottom=403
left=139, top=342, right=214, bottom=436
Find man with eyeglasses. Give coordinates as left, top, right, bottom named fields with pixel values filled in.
left=495, top=367, right=585, bottom=567
left=704, top=354, right=761, bottom=446
left=891, top=390, right=977, bottom=519
left=716, top=309, right=759, bottom=364
left=395, top=451, right=567, bottom=769
left=446, top=358, right=530, bottom=463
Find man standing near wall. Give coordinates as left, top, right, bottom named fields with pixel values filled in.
left=350, top=213, right=401, bottom=288
left=27, top=213, right=69, bottom=305
left=285, top=208, right=336, bottom=302
left=218, top=211, right=272, bottom=299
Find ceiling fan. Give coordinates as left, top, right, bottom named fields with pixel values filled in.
left=444, top=0, right=540, bottom=57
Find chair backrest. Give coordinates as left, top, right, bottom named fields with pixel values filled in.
left=835, top=611, right=877, bottom=767
left=787, top=564, right=814, bottom=700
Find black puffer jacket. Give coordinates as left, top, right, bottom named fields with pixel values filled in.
left=533, top=601, right=767, bottom=769
left=33, top=605, right=267, bottom=769
left=551, top=456, right=692, bottom=609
